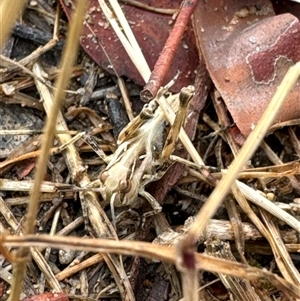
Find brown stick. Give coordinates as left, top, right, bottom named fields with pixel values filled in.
left=140, top=0, right=199, bottom=101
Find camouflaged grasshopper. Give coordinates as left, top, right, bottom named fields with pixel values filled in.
left=92, top=85, right=195, bottom=217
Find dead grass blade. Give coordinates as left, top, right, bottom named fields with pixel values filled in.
left=177, top=61, right=300, bottom=299
left=99, top=0, right=151, bottom=82
left=260, top=140, right=300, bottom=193
left=231, top=181, right=300, bottom=291
left=237, top=181, right=300, bottom=232
left=259, top=210, right=300, bottom=285
left=0, top=0, right=27, bottom=51
left=8, top=1, right=89, bottom=300
left=2, top=234, right=300, bottom=299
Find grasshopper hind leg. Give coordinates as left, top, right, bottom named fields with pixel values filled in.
left=139, top=189, right=162, bottom=218
left=161, top=86, right=195, bottom=162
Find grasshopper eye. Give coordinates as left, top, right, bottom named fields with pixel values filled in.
left=99, top=170, right=108, bottom=184
left=119, top=179, right=131, bottom=193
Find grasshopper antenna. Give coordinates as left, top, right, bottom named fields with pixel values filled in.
left=110, top=192, right=118, bottom=229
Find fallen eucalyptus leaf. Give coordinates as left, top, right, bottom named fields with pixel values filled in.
left=194, top=0, right=300, bottom=137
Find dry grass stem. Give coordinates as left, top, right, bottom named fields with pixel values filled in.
left=99, top=0, right=151, bottom=82
left=117, top=77, right=135, bottom=120
left=0, top=179, right=72, bottom=193
left=2, top=234, right=300, bottom=298
left=260, top=140, right=300, bottom=192
left=0, top=0, right=28, bottom=51
left=8, top=1, right=89, bottom=300
left=55, top=253, right=104, bottom=281
left=237, top=181, right=300, bottom=232
left=154, top=217, right=298, bottom=246
left=0, top=130, right=78, bottom=135
left=259, top=210, right=300, bottom=285
left=181, top=61, right=300, bottom=243
left=189, top=166, right=300, bottom=232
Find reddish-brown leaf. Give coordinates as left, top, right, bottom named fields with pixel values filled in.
left=59, top=0, right=198, bottom=92
left=193, top=0, right=300, bottom=137
left=16, top=159, right=36, bottom=179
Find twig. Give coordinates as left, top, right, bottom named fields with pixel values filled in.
left=117, top=77, right=134, bottom=120
left=3, top=234, right=300, bottom=298
left=141, top=0, right=199, bottom=101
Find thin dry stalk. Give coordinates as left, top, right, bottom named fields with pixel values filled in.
left=0, top=147, right=59, bottom=170
left=154, top=218, right=298, bottom=246
left=188, top=167, right=300, bottom=233
left=2, top=234, right=300, bottom=298
left=237, top=181, right=300, bottom=232
left=269, top=118, right=300, bottom=131
left=117, top=77, right=135, bottom=120
left=289, top=127, right=300, bottom=156
left=177, top=62, right=300, bottom=299
left=211, top=91, right=240, bottom=157
left=0, top=179, right=72, bottom=193
left=0, top=130, right=77, bottom=135
left=55, top=253, right=104, bottom=281
left=259, top=210, right=300, bottom=285
left=99, top=0, right=151, bottom=82
left=0, top=0, right=27, bottom=51
left=8, top=1, right=89, bottom=300
left=207, top=161, right=300, bottom=180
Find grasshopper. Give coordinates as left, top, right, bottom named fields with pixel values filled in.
left=90, top=85, right=195, bottom=218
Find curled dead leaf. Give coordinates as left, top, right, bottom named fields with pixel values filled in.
left=194, top=0, right=300, bottom=137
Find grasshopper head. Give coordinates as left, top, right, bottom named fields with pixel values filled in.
left=99, top=167, right=139, bottom=207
